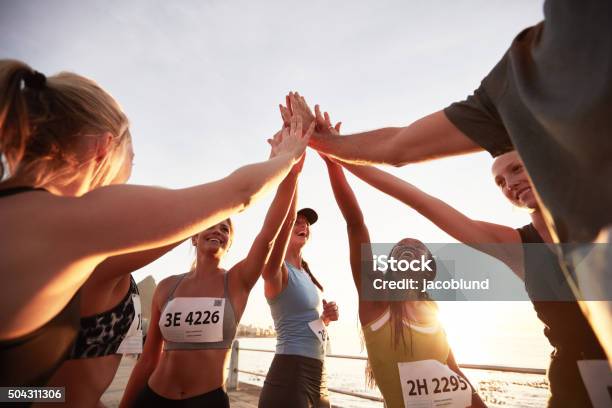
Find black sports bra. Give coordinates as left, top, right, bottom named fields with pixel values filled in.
left=0, top=186, right=81, bottom=386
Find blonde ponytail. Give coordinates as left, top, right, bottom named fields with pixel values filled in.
left=0, top=59, right=130, bottom=184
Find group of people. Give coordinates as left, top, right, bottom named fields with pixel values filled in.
left=1, top=2, right=611, bottom=407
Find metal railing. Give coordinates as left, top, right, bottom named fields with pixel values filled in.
left=226, top=340, right=546, bottom=403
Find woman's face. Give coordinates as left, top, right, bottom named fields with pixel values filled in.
left=390, top=238, right=436, bottom=282
left=289, top=214, right=310, bottom=249
left=491, top=151, right=538, bottom=209
left=193, top=219, right=233, bottom=257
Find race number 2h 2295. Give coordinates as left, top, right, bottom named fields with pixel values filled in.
left=398, top=360, right=472, bottom=408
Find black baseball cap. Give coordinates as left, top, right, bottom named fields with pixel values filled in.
left=297, top=208, right=318, bottom=225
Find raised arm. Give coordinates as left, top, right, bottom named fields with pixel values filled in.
left=285, top=92, right=479, bottom=166
left=69, top=158, right=299, bottom=259
left=341, top=162, right=523, bottom=277
left=51, top=120, right=310, bottom=265
left=3, top=123, right=309, bottom=340
left=322, top=156, right=386, bottom=324
left=261, top=188, right=297, bottom=299
left=232, top=122, right=312, bottom=292
left=119, top=281, right=166, bottom=408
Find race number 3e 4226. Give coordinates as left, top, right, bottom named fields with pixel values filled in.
left=160, top=297, right=225, bottom=343
left=163, top=310, right=220, bottom=327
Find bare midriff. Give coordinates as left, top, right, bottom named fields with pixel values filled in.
left=148, top=348, right=230, bottom=399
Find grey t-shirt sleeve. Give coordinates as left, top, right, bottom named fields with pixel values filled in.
left=443, top=71, right=514, bottom=158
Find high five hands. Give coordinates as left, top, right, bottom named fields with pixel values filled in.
left=280, top=92, right=341, bottom=151
left=268, top=113, right=314, bottom=174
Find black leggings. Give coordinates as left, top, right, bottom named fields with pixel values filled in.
left=134, top=384, right=229, bottom=408
left=259, top=354, right=331, bottom=408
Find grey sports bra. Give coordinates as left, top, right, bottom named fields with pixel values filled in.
left=159, top=272, right=237, bottom=350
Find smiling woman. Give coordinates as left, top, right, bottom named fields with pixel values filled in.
left=491, top=152, right=538, bottom=212
left=337, top=149, right=606, bottom=407
left=119, top=118, right=310, bottom=408
left=0, top=56, right=309, bottom=397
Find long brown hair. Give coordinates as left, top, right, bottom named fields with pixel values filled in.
left=365, top=239, right=437, bottom=388
left=0, top=59, right=130, bottom=184
left=365, top=299, right=438, bottom=387
left=301, top=259, right=323, bottom=291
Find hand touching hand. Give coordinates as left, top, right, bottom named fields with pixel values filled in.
left=314, top=104, right=342, bottom=135
left=273, top=115, right=315, bottom=162
left=315, top=109, right=342, bottom=166
left=285, top=91, right=315, bottom=129
left=268, top=129, right=283, bottom=159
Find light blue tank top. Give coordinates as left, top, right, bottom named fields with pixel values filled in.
left=268, top=262, right=324, bottom=360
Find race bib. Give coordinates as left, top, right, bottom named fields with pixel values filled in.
left=398, top=359, right=471, bottom=408
left=577, top=359, right=612, bottom=408
left=161, top=297, right=224, bottom=343
left=116, top=295, right=143, bottom=354
left=308, top=318, right=329, bottom=345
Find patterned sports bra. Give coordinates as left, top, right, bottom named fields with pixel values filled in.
left=69, top=275, right=142, bottom=358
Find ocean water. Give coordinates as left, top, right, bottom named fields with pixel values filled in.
left=235, top=337, right=550, bottom=408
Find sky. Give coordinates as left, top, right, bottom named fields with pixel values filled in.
left=1, top=0, right=551, bottom=367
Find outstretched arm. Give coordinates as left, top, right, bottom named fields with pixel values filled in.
left=4, top=120, right=310, bottom=345
left=232, top=121, right=310, bottom=292
left=341, top=162, right=523, bottom=278
left=261, top=188, right=296, bottom=299
left=322, top=155, right=386, bottom=325
left=285, top=92, right=479, bottom=166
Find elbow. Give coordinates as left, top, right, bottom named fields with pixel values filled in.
left=385, top=129, right=410, bottom=167
left=239, top=192, right=253, bottom=212
left=388, top=152, right=407, bottom=167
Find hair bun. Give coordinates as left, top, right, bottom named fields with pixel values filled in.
left=23, top=70, right=46, bottom=90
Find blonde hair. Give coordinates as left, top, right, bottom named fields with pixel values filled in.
left=0, top=59, right=130, bottom=184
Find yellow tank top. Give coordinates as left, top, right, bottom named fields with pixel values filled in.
left=363, top=305, right=450, bottom=408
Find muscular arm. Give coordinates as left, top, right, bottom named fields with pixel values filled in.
left=311, top=111, right=480, bottom=166
left=62, top=153, right=300, bottom=261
